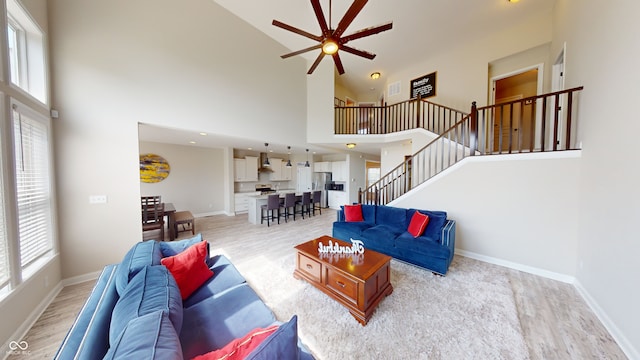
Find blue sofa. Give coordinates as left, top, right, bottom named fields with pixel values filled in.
left=54, top=234, right=314, bottom=359
left=332, top=205, right=456, bottom=275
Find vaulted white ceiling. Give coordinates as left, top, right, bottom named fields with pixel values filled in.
left=214, top=0, right=557, bottom=97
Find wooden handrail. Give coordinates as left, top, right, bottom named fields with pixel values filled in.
left=358, top=87, right=584, bottom=205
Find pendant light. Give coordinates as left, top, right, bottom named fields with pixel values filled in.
left=304, top=149, right=310, bottom=167
left=285, top=146, right=292, bottom=167
left=263, top=143, right=270, bottom=167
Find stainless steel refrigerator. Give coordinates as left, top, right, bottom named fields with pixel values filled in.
left=312, top=172, right=332, bottom=208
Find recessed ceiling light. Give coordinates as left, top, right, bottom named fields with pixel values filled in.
left=199, top=132, right=207, bottom=136
left=189, top=141, right=196, bottom=144
left=370, top=72, right=381, bottom=79
left=248, top=147, right=253, bottom=151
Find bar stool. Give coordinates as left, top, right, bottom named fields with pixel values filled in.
left=295, top=192, right=312, bottom=219
left=280, top=192, right=296, bottom=222
left=261, top=194, right=281, bottom=226
left=312, top=190, right=322, bottom=216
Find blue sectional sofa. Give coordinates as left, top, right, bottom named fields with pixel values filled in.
left=332, top=205, right=456, bottom=275
left=55, top=235, right=313, bottom=360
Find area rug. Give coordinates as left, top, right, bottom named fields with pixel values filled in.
left=236, top=254, right=530, bottom=360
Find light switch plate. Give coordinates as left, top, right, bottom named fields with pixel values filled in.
left=89, top=195, right=107, bottom=204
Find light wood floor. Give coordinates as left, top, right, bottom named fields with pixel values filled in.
left=8, top=209, right=627, bottom=359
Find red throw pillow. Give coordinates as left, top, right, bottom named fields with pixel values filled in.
left=161, top=241, right=213, bottom=300
left=192, top=325, right=279, bottom=360
left=408, top=211, right=430, bottom=238
left=344, top=204, right=364, bottom=222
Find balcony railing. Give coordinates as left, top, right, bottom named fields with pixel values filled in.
left=335, top=97, right=467, bottom=136
left=358, top=86, right=584, bottom=205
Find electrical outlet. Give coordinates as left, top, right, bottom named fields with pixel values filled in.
left=89, top=195, right=108, bottom=204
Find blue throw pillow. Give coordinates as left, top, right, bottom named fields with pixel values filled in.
left=159, top=233, right=203, bottom=257
left=104, top=310, right=183, bottom=360
left=246, top=315, right=299, bottom=360
left=110, top=265, right=183, bottom=346
left=115, top=241, right=163, bottom=295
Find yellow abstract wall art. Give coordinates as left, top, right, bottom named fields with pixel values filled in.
left=140, top=153, right=170, bottom=183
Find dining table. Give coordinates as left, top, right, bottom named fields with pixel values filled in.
left=163, top=202, right=176, bottom=240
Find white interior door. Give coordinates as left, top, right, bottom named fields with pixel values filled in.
left=296, top=166, right=312, bottom=193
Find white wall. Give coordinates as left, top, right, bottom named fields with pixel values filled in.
left=139, top=141, right=226, bottom=217
left=48, top=0, right=309, bottom=279
left=393, top=153, right=581, bottom=277
left=552, top=0, right=640, bottom=356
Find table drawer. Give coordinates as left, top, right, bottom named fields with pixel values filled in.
left=297, top=254, right=321, bottom=282
left=326, top=268, right=358, bottom=302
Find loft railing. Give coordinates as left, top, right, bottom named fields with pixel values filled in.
left=335, top=97, right=467, bottom=136
left=358, top=86, right=584, bottom=205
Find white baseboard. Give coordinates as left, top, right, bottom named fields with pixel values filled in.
left=456, top=249, right=576, bottom=283
left=61, top=270, right=101, bottom=287
left=0, top=282, right=63, bottom=360
left=193, top=210, right=226, bottom=218
left=458, top=249, right=638, bottom=359
left=573, top=280, right=639, bottom=360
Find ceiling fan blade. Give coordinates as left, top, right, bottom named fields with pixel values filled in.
left=341, top=22, right=393, bottom=44
left=333, top=0, right=368, bottom=38
left=341, top=45, right=376, bottom=60
left=307, top=52, right=326, bottom=74
left=272, top=20, right=323, bottom=42
left=332, top=52, right=345, bottom=75
left=281, top=44, right=323, bottom=59
left=310, top=0, right=330, bottom=36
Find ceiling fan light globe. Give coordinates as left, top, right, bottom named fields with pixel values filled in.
left=322, top=40, right=339, bottom=55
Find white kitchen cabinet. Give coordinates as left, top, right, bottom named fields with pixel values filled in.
left=269, top=158, right=282, bottom=180
left=281, top=162, right=292, bottom=180
left=331, top=161, right=347, bottom=181
left=327, top=190, right=348, bottom=210
left=234, top=191, right=259, bottom=214
left=234, top=156, right=258, bottom=182
left=314, top=161, right=331, bottom=172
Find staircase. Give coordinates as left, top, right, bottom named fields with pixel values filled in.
left=334, top=86, right=584, bottom=205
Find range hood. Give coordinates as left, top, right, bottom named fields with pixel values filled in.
left=258, top=153, right=273, bottom=172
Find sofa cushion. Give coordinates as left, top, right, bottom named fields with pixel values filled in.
left=360, top=204, right=377, bottom=224
left=115, top=240, right=163, bottom=295
left=407, top=209, right=447, bottom=242
left=104, top=310, right=183, bottom=360
left=158, top=233, right=203, bottom=257
left=407, top=211, right=430, bottom=237
left=192, top=325, right=279, bottom=360
left=343, top=204, right=364, bottom=222
left=180, top=283, right=277, bottom=359
left=246, top=315, right=299, bottom=360
left=110, top=265, right=183, bottom=346
left=395, top=232, right=451, bottom=259
left=183, top=254, right=247, bottom=308
left=332, top=221, right=370, bottom=238
left=161, top=240, right=213, bottom=300
left=376, top=205, right=408, bottom=229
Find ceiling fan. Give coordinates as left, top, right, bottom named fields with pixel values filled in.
left=272, top=0, right=392, bottom=75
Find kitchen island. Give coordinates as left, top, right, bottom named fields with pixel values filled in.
left=246, top=190, right=299, bottom=224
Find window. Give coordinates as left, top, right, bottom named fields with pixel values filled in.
left=6, top=0, right=47, bottom=104
left=12, top=103, right=54, bottom=273
left=0, top=157, right=8, bottom=292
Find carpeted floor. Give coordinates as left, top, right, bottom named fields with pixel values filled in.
left=217, top=231, right=530, bottom=359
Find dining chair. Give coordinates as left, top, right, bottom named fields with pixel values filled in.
left=312, top=190, right=322, bottom=216
left=280, top=192, right=296, bottom=222
left=261, top=194, right=281, bottom=226
left=295, top=192, right=312, bottom=219
left=141, top=196, right=165, bottom=240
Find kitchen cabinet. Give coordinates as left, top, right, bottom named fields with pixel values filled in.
left=332, top=161, right=347, bottom=182
left=269, top=158, right=283, bottom=180
left=234, top=191, right=259, bottom=214
left=281, top=162, right=292, bottom=180
left=314, top=161, right=331, bottom=172
left=234, top=156, right=258, bottom=182
left=328, top=190, right=348, bottom=210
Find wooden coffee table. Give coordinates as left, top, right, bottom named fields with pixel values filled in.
left=293, top=235, right=393, bottom=325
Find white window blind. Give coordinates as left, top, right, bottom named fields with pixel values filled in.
left=0, top=165, right=8, bottom=289
left=13, top=105, right=52, bottom=269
